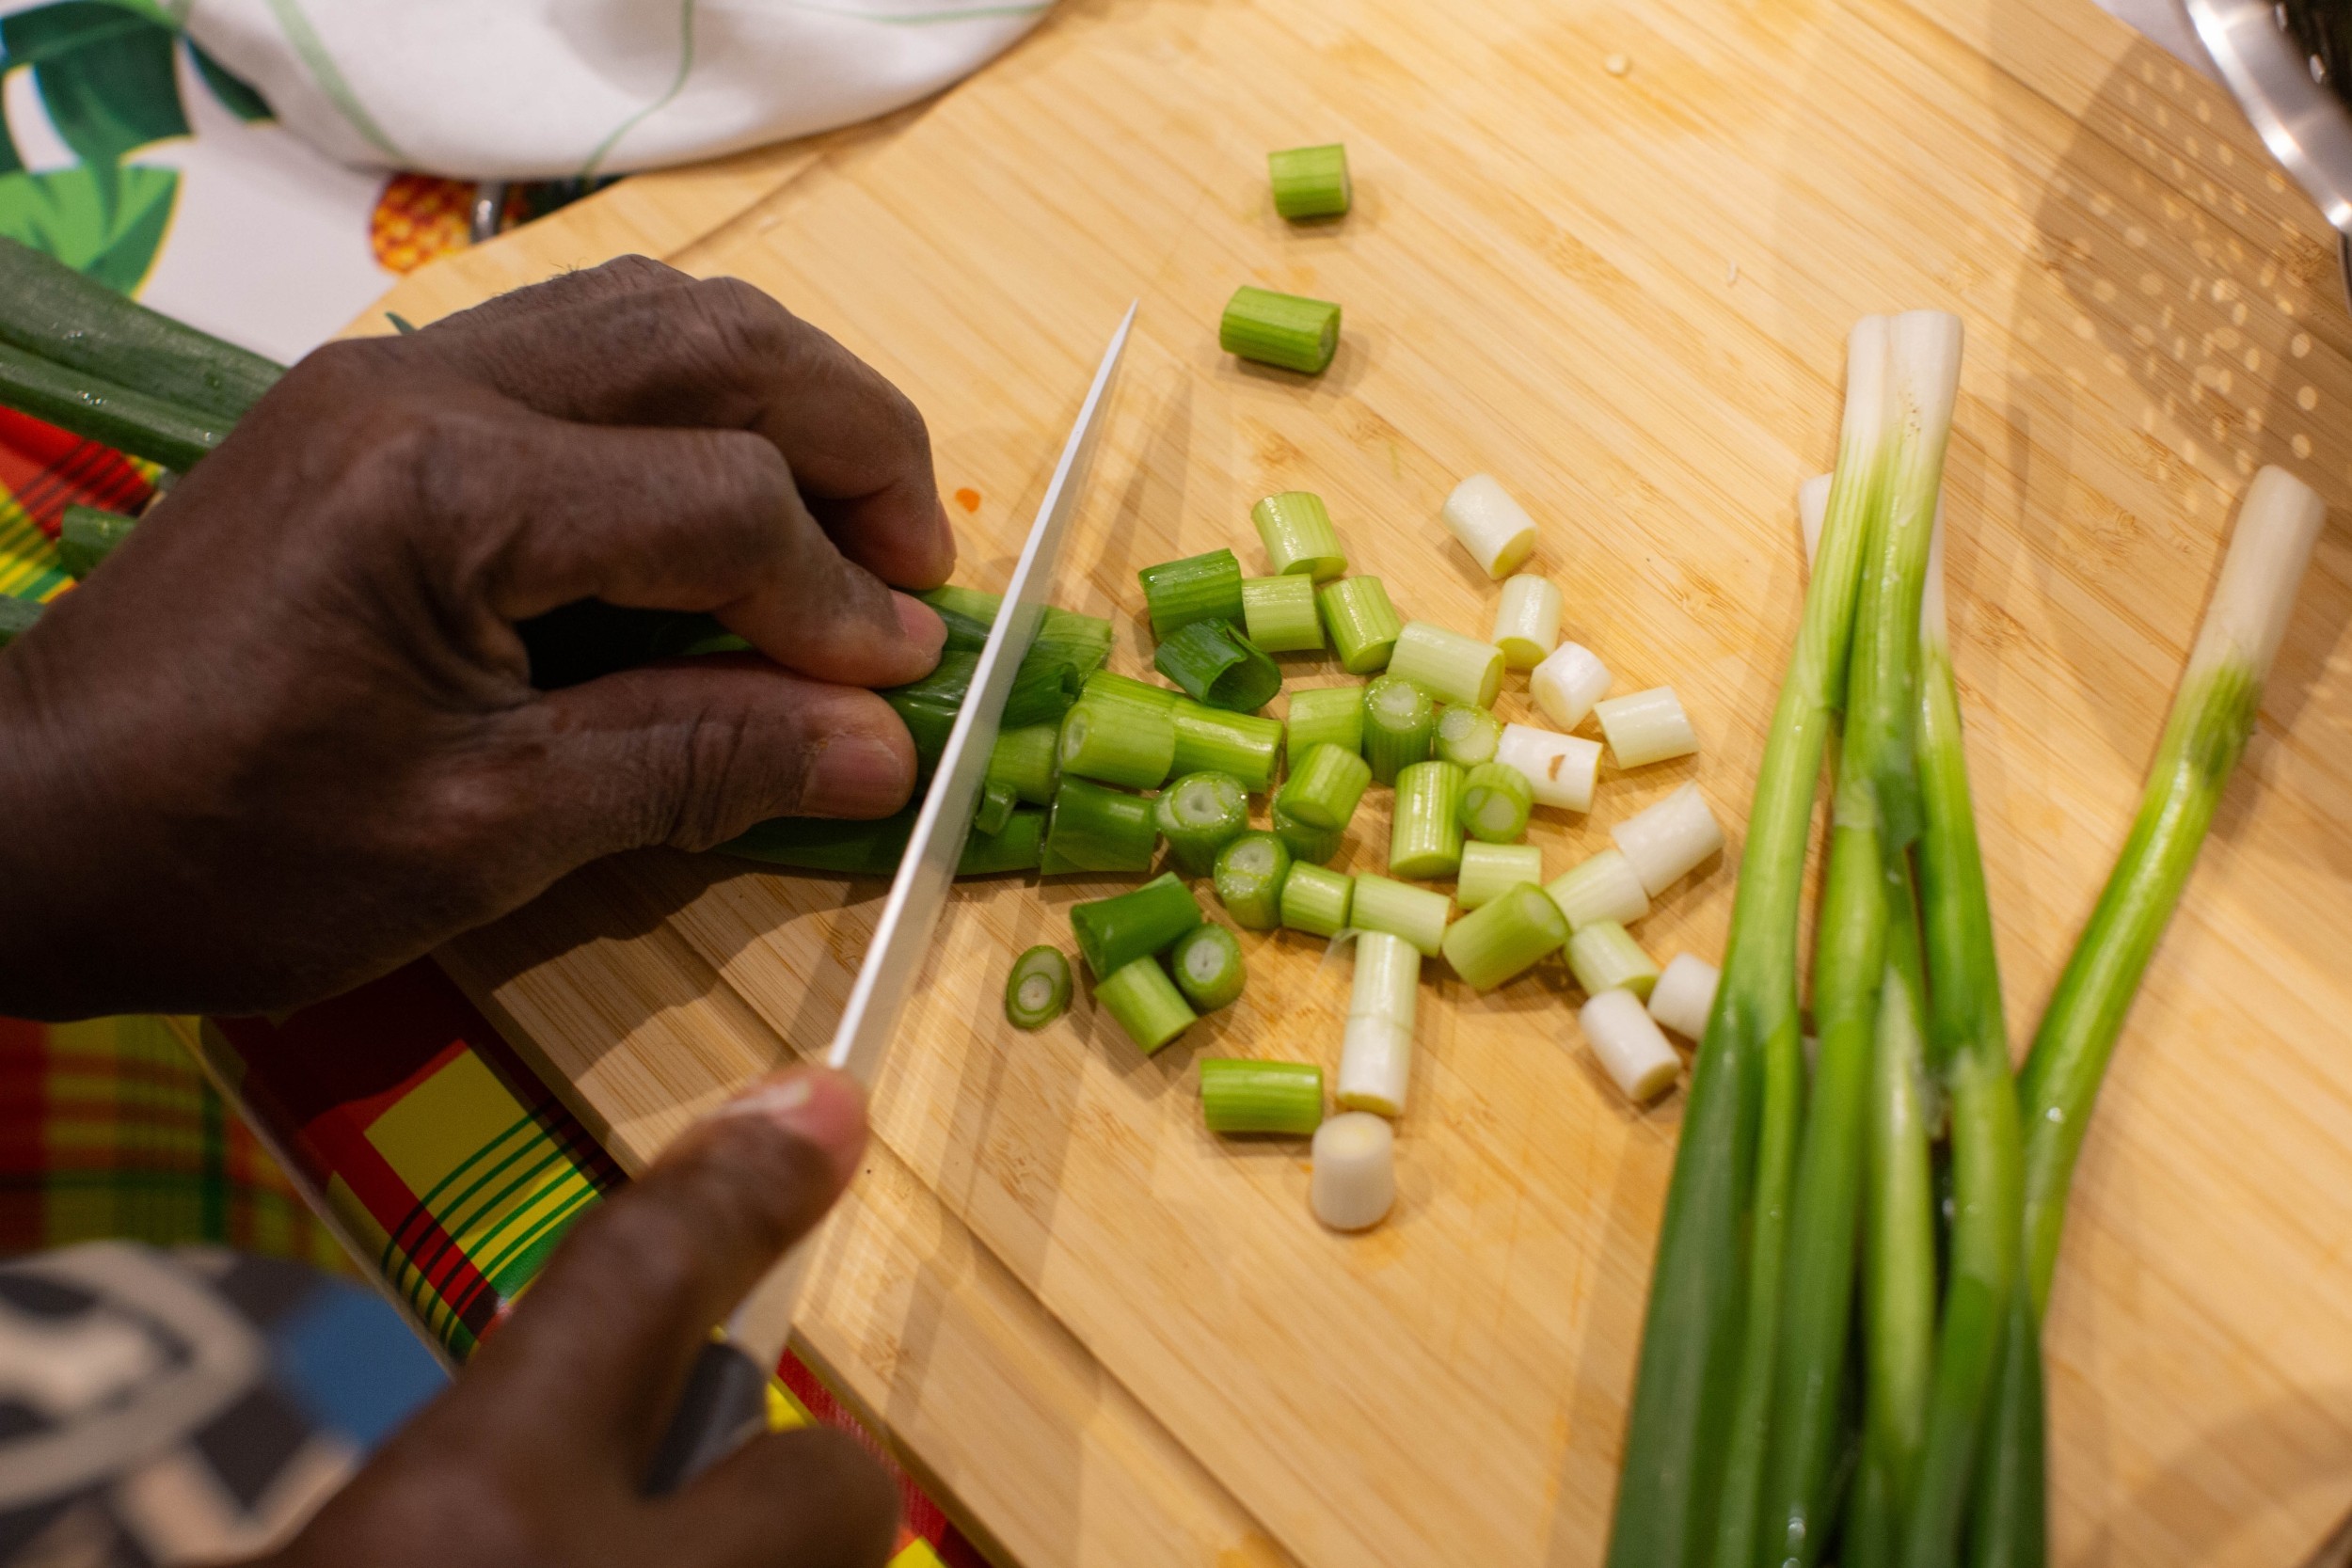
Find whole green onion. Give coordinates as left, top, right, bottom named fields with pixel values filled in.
left=1361, top=673, right=1434, bottom=784
left=1388, top=621, right=1504, bottom=708
left=1277, top=742, right=1372, bottom=831
left=1279, top=862, right=1353, bottom=937
left=1154, top=619, right=1282, bottom=712
left=1349, top=873, right=1451, bottom=958
left=1439, top=882, right=1566, bottom=992
left=1456, top=842, right=1543, bottom=911
left=1069, top=872, right=1203, bottom=979
left=1272, top=800, right=1344, bottom=865
left=1219, top=285, right=1342, bottom=375
left=1138, top=548, right=1246, bottom=640
left=1096, top=956, right=1197, bottom=1054
left=1387, top=760, right=1465, bottom=879
left=1200, top=1058, right=1324, bottom=1134
left=1267, top=144, right=1351, bottom=220
left=1154, top=771, right=1252, bottom=877
left=1250, top=491, right=1347, bottom=580
left=1457, top=761, right=1534, bottom=844
left=1241, top=575, right=1324, bottom=653
left=1317, top=577, right=1402, bottom=673
left=1044, top=778, right=1159, bottom=873
left=1169, top=700, right=1281, bottom=791
left=1286, top=684, right=1364, bottom=765
left=1214, top=832, right=1292, bottom=930
left=1433, top=704, right=1502, bottom=768
left=1170, top=923, right=1248, bottom=1010
left=1058, top=697, right=1176, bottom=789
left=1004, top=946, right=1073, bottom=1030
left=987, top=723, right=1061, bottom=806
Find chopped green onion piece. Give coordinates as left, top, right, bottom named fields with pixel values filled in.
left=1496, top=721, right=1600, bottom=812
left=1545, top=848, right=1652, bottom=930
left=1045, top=778, right=1160, bottom=873
left=1214, top=832, right=1292, bottom=929
left=1154, top=771, right=1252, bottom=877
left=1582, top=988, right=1681, bottom=1102
left=1388, top=622, right=1504, bottom=708
left=1170, top=923, right=1248, bottom=1010
left=1457, top=842, right=1544, bottom=910
left=1251, top=491, right=1347, bottom=580
left=1458, top=760, right=1534, bottom=843
left=987, top=723, right=1061, bottom=806
left=1286, top=684, right=1364, bottom=766
left=1219, top=285, right=1342, bottom=375
left=1268, top=143, right=1351, bottom=219
left=1532, top=641, right=1612, bottom=731
left=0, top=595, right=43, bottom=648
left=1646, top=954, right=1721, bottom=1040
left=1311, top=1111, right=1395, bottom=1229
left=1434, top=705, right=1502, bottom=768
left=1567, top=919, right=1661, bottom=998
left=1339, top=930, right=1420, bottom=1115
left=1595, top=686, right=1700, bottom=768
left=1491, top=575, right=1563, bottom=670
left=1441, top=473, right=1539, bottom=578
left=1168, top=700, right=1281, bottom=791
left=1201, top=1057, right=1323, bottom=1134
left=1096, top=956, right=1197, bottom=1054
left=1153, top=620, right=1282, bottom=712
left=1083, top=670, right=1182, bottom=711
left=1138, top=549, right=1245, bottom=640
left=58, top=504, right=135, bottom=579
left=1350, top=873, right=1451, bottom=958
left=1069, top=872, right=1203, bottom=980
left=1240, top=575, right=1324, bottom=652
left=1276, top=741, right=1372, bottom=831
left=1317, top=578, right=1402, bottom=673
left=1388, top=760, right=1466, bottom=879
left=1279, top=862, right=1354, bottom=937
left=1440, top=882, right=1568, bottom=991
left=1058, top=697, right=1176, bottom=789
left=1362, top=674, right=1434, bottom=784
left=1609, top=782, right=1724, bottom=895
left=1272, top=800, right=1345, bottom=864
left=975, top=780, right=1018, bottom=836
left=1005, top=946, right=1073, bottom=1029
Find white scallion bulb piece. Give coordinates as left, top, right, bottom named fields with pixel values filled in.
left=1609, top=782, right=1724, bottom=895
left=1594, top=686, right=1699, bottom=768
left=1647, top=953, right=1721, bottom=1039
left=1545, top=848, right=1651, bottom=930
left=1531, top=641, right=1612, bottom=731
left=1496, top=721, right=1600, bottom=812
left=1311, top=1112, right=1396, bottom=1230
left=1440, top=473, right=1538, bottom=578
left=1338, top=930, right=1420, bottom=1116
left=1490, top=575, right=1564, bottom=669
left=1582, top=989, right=1682, bottom=1102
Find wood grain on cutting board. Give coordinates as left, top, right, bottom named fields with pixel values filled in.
left=379, top=0, right=2352, bottom=1560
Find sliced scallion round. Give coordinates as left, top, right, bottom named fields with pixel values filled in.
left=1279, top=862, right=1354, bottom=938
left=1362, top=673, right=1434, bottom=784
left=1004, top=946, right=1073, bottom=1030
left=1457, top=842, right=1544, bottom=911
left=1491, top=574, right=1564, bottom=669
left=1153, top=771, right=1251, bottom=878
left=1137, top=548, right=1245, bottom=641
left=1434, top=705, right=1503, bottom=769
left=1439, top=882, right=1567, bottom=991
left=1251, top=491, right=1347, bottom=580
left=1276, top=741, right=1372, bottom=831
left=1170, top=923, right=1247, bottom=1010
left=1388, top=621, right=1505, bottom=709
left=1241, top=575, right=1325, bottom=653
left=1213, top=832, right=1292, bottom=930
left=1458, top=761, right=1534, bottom=844
left=1219, top=285, right=1342, bottom=375
left=1387, top=759, right=1466, bottom=879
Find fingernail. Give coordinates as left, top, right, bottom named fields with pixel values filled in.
left=799, top=732, right=914, bottom=817
left=894, top=592, right=946, bottom=666
left=723, top=1068, right=867, bottom=1188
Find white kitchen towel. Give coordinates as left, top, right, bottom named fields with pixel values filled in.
left=180, top=0, right=1055, bottom=182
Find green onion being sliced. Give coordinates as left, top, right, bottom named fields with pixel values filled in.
left=1083, top=670, right=1182, bottom=712
left=987, top=723, right=1061, bottom=806
left=1058, top=697, right=1176, bottom=789
left=1214, top=832, right=1292, bottom=929
left=1153, top=770, right=1252, bottom=877
left=1201, top=1057, right=1323, bottom=1134
left=1240, top=575, right=1324, bottom=653
left=1138, top=548, right=1246, bottom=640
left=0, top=338, right=230, bottom=472
left=1153, top=619, right=1282, bottom=712
left=1362, top=673, right=1434, bottom=784
left=1272, top=800, right=1345, bottom=864
left=1004, top=946, right=1073, bottom=1029
left=1170, top=923, right=1248, bottom=1010
left=917, top=586, right=1114, bottom=674
left=1219, top=285, right=1342, bottom=375
left=1566, top=920, right=1661, bottom=999
left=1096, top=956, right=1197, bottom=1054
left=58, top=504, right=136, bottom=579
left=1439, top=882, right=1567, bottom=991
left=1388, top=760, right=1465, bottom=879
left=1268, top=143, right=1351, bottom=219
left=1457, top=761, right=1534, bottom=844
left=885, top=649, right=1088, bottom=771
left=1491, top=575, right=1563, bottom=669
left=1434, top=705, right=1502, bottom=768
left=1317, top=577, right=1402, bottom=673
left=1069, top=871, right=1204, bottom=979
left=1044, top=778, right=1160, bottom=873
left=1168, top=700, right=1281, bottom=791
left=975, top=780, right=1019, bottom=836
left=1457, top=842, right=1543, bottom=911
left=1277, top=742, right=1372, bottom=831
left=723, top=804, right=1043, bottom=877
left=1544, top=849, right=1651, bottom=930
left=1388, top=621, right=1505, bottom=708
left=1251, top=491, right=1348, bottom=580
left=1339, top=930, right=1420, bottom=1116
left=1286, top=684, right=1364, bottom=764
left=1349, top=873, right=1451, bottom=958
left=1279, top=862, right=1354, bottom=937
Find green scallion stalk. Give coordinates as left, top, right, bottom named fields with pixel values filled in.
left=1200, top=1057, right=1324, bottom=1134
left=1251, top=491, right=1347, bottom=580
left=1967, top=1291, right=2047, bottom=1568
left=1361, top=673, right=1434, bottom=784
left=1214, top=832, right=1291, bottom=929
left=1565, top=920, right=1660, bottom=999
left=1096, top=956, right=1198, bottom=1054
left=1317, top=578, right=1402, bottom=673
left=1005, top=946, right=1073, bottom=1029
left=987, top=723, right=1062, bottom=806
left=1456, top=842, right=1543, bottom=911
left=1272, top=800, right=1345, bottom=864
left=919, top=586, right=1116, bottom=675
left=1544, top=849, right=1650, bottom=931
left=1069, top=871, right=1204, bottom=979
left=0, top=340, right=230, bottom=472
left=1219, top=285, right=1342, bottom=375
left=722, top=804, right=1042, bottom=877
left=1153, top=619, right=1282, bottom=713
left=1058, top=697, right=1177, bottom=789
left=1388, top=622, right=1505, bottom=708
left=1241, top=574, right=1325, bottom=652
left=885, top=649, right=1088, bottom=770
left=918, top=584, right=1005, bottom=651
left=1268, top=143, right=1351, bottom=219
left=1286, top=684, right=1364, bottom=764
left=1154, top=771, right=1252, bottom=877
left=1169, top=700, right=1281, bottom=792
left=975, top=780, right=1019, bottom=836
left=1170, top=923, right=1248, bottom=1009
left=1279, top=862, right=1354, bottom=938
left=1387, top=760, right=1465, bottom=879
left=0, top=594, right=41, bottom=648
left=1339, top=929, right=1420, bottom=1116
left=1457, top=761, right=1534, bottom=844
left=1138, top=548, right=1246, bottom=640
left=58, top=504, right=136, bottom=579
left=1350, top=873, right=1452, bottom=958
left=1277, top=742, right=1372, bottom=831
left=1433, top=705, right=1502, bottom=768
left=1439, top=882, right=1567, bottom=992
left=1084, top=670, right=1182, bottom=711
left=1044, top=778, right=1160, bottom=874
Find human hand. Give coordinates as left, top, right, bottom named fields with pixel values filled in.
left=0, top=256, right=954, bottom=1018
left=251, top=1066, right=899, bottom=1568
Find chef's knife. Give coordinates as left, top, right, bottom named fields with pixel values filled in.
left=644, top=302, right=1137, bottom=1493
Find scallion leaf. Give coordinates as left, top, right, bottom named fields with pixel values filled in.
left=1153, top=619, right=1282, bottom=712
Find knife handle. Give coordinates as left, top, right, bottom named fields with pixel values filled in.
left=643, top=1338, right=773, bottom=1494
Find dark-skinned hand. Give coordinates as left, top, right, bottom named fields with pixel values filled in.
left=0, top=255, right=954, bottom=1020
left=246, top=1066, right=901, bottom=1568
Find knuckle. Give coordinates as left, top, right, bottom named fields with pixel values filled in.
left=685, top=275, right=801, bottom=376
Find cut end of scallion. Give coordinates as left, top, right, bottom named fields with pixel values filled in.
left=1220, top=285, right=1342, bottom=375
left=1594, top=686, right=1699, bottom=768
left=1440, top=473, right=1538, bottom=578
left=1170, top=922, right=1248, bottom=1010
left=1004, top=946, right=1073, bottom=1030
left=1531, top=641, right=1612, bottom=732
left=1214, top=831, right=1292, bottom=929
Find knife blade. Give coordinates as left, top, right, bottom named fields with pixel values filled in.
left=643, top=302, right=1137, bottom=1493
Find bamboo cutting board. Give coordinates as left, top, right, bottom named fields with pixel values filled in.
left=385, top=0, right=2352, bottom=1560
